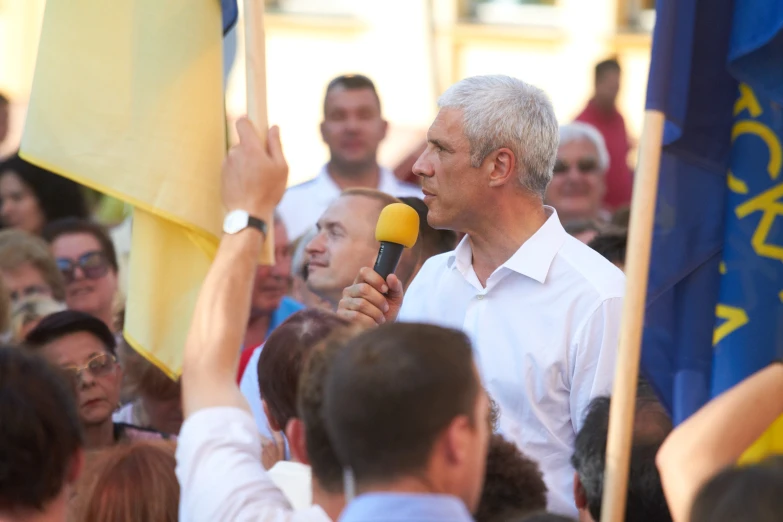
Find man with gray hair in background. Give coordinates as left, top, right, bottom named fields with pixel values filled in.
left=339, top=75, right=625, bottom=516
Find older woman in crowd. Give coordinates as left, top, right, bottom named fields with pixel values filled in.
left=25, top=310, right=169, bottom=448
left=0, top=153, right=89, bottom=235
left=43, top=218, right=121, bottom=332
left=545, top=122, right=610, bottom=226
left=0, top=228, right=66, bottom=304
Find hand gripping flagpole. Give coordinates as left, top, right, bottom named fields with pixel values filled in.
left=243, top=0, right=275, bottom=264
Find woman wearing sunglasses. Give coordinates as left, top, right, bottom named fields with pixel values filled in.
left=42, top=218, right=120, bottom=332
left=545, top=122, right=610, bottom=227
left=25, top=310, right=170, bottom=448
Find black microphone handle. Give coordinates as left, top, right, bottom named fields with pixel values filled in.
left=373, top=242, right=405, bottom=280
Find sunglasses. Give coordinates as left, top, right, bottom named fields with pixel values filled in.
left=56, top=251, right=110, bottom=284
left=63, top=353, right=117, bottom=384
left=553, top=158, right=599, bottom=175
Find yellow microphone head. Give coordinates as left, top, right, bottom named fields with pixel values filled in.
left=375, top=203, right=420, bottom=248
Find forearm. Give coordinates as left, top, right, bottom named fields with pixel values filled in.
left=657, top=363, right=783, bottom=522
left=182, top=229, right=264, bottom=417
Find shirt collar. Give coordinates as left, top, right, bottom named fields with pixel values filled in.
left=446, top=206, right=568, bottom=284
left=318, top=164, right=398, bottom=194
left=339, top=493, right=473, bottom=522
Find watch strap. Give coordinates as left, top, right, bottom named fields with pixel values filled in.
left=247, top=214, right=268, bottom=237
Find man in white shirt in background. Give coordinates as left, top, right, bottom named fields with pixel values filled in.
left=278, top=74, right=422, bottom=241
left=338, top=74, right=625, bottom=516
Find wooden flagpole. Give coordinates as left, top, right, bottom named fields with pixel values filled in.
left=243, top=0, right=274, bottom=264
left=599, top=110, right=665, bottom=522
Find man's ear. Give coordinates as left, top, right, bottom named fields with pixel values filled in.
left=263, top=400, right=281, bottom=432
left=486, top=147, right=517, bottom=188
left=286, top=418, right=310, bottom=465
left=573, top=471, right=588, bottom=509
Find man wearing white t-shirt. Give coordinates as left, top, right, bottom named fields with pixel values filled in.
left=338, top=75, right=625, bottom=516
left=277, top=74, right=421, bottom=241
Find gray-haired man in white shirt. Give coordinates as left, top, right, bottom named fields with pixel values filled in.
left=338, top=75, right=625, bottom=516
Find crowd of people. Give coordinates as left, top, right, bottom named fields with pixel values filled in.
left=1, top=60, right=781, bottom=522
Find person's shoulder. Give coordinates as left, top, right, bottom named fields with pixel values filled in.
left=114, top=422, right=174, bottom=442
left=555, top=236, right=626, bottom=298
left=279, top=296, right=305, bottom=315
left=280, top=177, right=321, bottom=205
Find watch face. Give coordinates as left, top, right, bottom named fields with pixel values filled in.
left=224, top=210, right=248, bottom=234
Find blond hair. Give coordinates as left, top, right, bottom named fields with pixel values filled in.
left=0, top=229, right=66, bottom=301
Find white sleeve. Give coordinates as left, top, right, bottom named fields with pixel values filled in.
left=569, top=296, right=622, bottom=432
left=176, top=407, right=331, bottom=522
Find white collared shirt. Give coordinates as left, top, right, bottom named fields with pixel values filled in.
left=176, top=407, right=330, bottom=522
left=398, top=208, right=625, bottom=516
left=278, top=165, right=423, bottom=241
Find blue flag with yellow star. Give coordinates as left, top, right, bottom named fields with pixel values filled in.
left=641, top=0, right=783, bottom=460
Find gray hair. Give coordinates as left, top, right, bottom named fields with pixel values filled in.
left=437, top=75, right=559, bottom=197
left=559, top=122, right=610, bottom=173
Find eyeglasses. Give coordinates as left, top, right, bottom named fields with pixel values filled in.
left=56, top=251, right=110, bottom=284
left=62, top=353, right=117, bottom=384
left=553, top=158, right=600, bottom=175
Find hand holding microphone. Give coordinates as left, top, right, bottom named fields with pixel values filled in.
left=337, top=203, right=420, bottom=328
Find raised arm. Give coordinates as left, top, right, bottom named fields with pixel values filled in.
left=182, top=117, right=288, bottom=417
left=656, top=362, right=783, bottom=522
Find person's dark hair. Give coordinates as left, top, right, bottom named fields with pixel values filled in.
left=588, top=230, right=627, bottom=266
left=25, top=310, right=117, bottom=355
left=324, top=74, right=381, bottom=116
left=571, top=395, right=672, bottom=522
left=297, top=326, right=359, bottom=493
left=399, top=196, right=458, bottom=259
left=0, top=154, right=90, bottom=227
left=690, top=456, right=783, bottom=522
left=611, top=206, right=630, bottom=228
left=0, top=346, right=83, bottom=512
left=595, top=58, right=621, bottom=82
left=563, top=219, right=603, bottom=239
left=323, top=323, right=480, bottom=484
left=475, top=434, right=548, bottom=522
left=258, top=309, right=351, bottom=432
left=42, top=217, right=119, bottom=272
left=0, top=93, right=8, bottom=106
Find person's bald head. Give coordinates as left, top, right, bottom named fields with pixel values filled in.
left=305, top=189, right=420, bottom=307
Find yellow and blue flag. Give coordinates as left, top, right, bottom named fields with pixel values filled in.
left=641, top=0, right=783, bottom=459
left=21, top=0, right=238, bottom=379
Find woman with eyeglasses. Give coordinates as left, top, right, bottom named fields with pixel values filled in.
left=544, top=122, right=611, bottom=227
left=42, top=218, right=120, bottom=332
left=25, top=310, right=170, bottom=448
left=0, top=153, right=90, bottom=235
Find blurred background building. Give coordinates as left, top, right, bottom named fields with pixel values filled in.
left=0, top=0, right=654, bottom=186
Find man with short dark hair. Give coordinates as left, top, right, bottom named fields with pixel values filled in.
left=571, top=392, right=672, bottom=522
left=576, top=58, right=633, bottom=210
left=278, top=74, right=421, bottom=241
left=323, top=323, right=490, bottom=521
left=0, top=345, right=84, bottom=522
